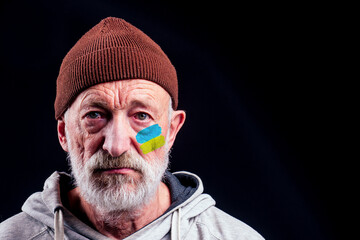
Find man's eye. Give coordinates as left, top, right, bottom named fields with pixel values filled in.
left=86, top=112, right=102, bottom=119
left=135, top=112, right=149, bottom=121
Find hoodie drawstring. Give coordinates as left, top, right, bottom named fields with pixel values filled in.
left=54, top=208, right=64, bottom=240
left=171, top=208, right=181, bottom=240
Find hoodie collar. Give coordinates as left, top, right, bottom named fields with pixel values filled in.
left=22, top=171, right=215, bottom=240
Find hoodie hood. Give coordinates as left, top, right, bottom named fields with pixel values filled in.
left=21, top=171, right=215, bottom=240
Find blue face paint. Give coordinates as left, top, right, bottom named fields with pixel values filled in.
left=136, top=124, right=162, bottom=144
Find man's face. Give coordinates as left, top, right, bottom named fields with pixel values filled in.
left=59, top=79, right=182, bottom=213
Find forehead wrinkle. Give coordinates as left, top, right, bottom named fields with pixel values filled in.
left=77, top=80, right=171, bottom=112
left=122, top=81, right=169, bottom=102
left=123, top=90, right=157, bottom=106
left=79, top=86, right=117, bottom=109
left=86, top=81, right=154, bottom=109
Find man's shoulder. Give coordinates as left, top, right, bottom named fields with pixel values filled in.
left=0, top=212, right=53, bottom=239
left=193, top=206, right=265, bottom=240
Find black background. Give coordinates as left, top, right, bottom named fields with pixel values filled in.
left=0, top=1, right=349, bottom=240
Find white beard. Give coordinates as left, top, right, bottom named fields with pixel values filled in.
left=66, top=138, right=169, bottom=217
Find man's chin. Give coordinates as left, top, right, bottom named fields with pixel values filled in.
left=79, top=178, right=157, bottom=213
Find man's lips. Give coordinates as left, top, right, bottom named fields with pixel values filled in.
left=96, top=167, right=135, bottom=174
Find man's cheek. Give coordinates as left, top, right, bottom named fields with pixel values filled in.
left=136, top=124, right=165, bottom=154
left=82, top=136, right=103, bottom=160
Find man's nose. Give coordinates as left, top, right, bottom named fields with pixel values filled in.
left=102, top=116, right=131, bottom=157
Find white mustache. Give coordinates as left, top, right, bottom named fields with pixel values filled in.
left=87, top=150, right=148, bottom=175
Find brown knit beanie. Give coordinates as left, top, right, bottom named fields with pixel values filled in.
left=54, top=17, right=178, bottom=119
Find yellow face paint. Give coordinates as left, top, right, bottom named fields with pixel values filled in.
left=139, top=135, right=165, bottom=154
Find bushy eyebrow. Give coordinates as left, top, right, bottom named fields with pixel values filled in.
left=80, top=99, right=109, bottom=110
left=128, top=100, right=163, bottom=120
left=79, top=92, right=110, bottom=110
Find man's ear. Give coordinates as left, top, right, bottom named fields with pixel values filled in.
left=167, top=110, right=186, bottom=149
left=57, top=118, right=68, bottom=152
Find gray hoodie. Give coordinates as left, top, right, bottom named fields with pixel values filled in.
left=0, top=171, right=264, bottom=240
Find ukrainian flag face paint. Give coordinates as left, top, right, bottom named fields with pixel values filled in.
left=136, top=124, right=165, bottom=154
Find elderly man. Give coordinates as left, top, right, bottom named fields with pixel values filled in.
left=0, top=17, right=264, bottom=240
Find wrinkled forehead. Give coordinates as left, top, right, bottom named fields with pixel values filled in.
left=72, top=79, right=171, bottom=111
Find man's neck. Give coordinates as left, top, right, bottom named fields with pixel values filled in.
left=67, top=182, right=171, bottom=240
